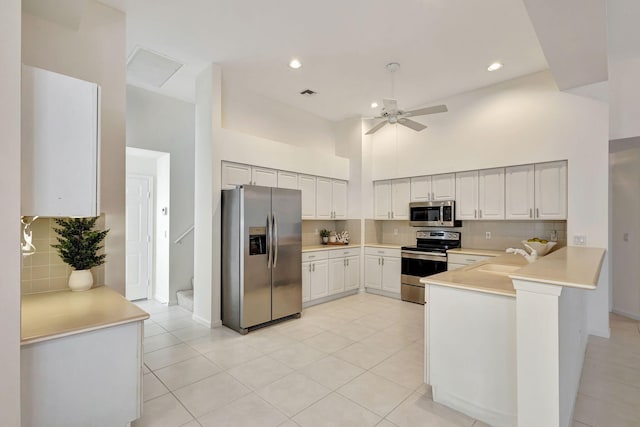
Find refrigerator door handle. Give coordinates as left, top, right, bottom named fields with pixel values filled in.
left=267, top=214, right=273, bottom=269
left=273, top=214, right=279, bottom=269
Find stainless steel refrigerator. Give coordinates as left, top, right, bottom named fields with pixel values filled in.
left=222, top=185, right=302, bottom=334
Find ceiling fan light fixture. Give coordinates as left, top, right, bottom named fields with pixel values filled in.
left=289, top=58, right=302, bottom=69
left=487, top=62, right=503, bottom=71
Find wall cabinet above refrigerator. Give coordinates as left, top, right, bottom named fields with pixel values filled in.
left=21, top=66, right=100, bottom=217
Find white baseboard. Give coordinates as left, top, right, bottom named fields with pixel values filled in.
left=364, top=287, right=401, bottom=300
left=303, top=289, right=359, bottom=308
left=191, top=313, right=213, bottom=328
left=612, top=308, right=640, bottom=321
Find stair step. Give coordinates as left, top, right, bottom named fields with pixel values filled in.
left=176, top=289, right=193, bottom=312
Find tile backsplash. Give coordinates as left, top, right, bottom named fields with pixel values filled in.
left=302, top=219, right=361, bottom=246
left=21, top=216, right=106, bottom=294
left=366, top=219, right=567, bottom=251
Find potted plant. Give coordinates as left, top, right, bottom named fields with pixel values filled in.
left=52, top=217, right=109, bottom=291
left=320, top=229, right=331, bottom=244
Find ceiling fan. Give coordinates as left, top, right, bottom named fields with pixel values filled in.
left=365, top=63, right=448, bottom=135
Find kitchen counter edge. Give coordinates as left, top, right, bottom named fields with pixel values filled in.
left=21, top=285, right=150, bottom=346
left=447, top=248, right=505, bottom=257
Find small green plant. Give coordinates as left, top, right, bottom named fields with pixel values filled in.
left=52, top=217, right=109, bottom=270
left=319, top=229, right=331, bottom=238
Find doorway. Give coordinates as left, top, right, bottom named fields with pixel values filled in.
left=126, top=147, right=171, bottom=302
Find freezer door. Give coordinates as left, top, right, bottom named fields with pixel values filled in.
left=241, top=186, right=273, bottom=328
left=271, top=188, right=302, bottom=319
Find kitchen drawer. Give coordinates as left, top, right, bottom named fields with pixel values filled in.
left=302, top=251, right=329, bottom=262
left=447, top=262, right=467, bottom=271
left=364, top=246, right=401, bottom=258
left=447, top=253, right=492, bottom=266
left=329, top=247, right=360, bottom=259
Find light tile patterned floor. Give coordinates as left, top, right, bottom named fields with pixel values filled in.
left=133, top=294, right=640, bottom=427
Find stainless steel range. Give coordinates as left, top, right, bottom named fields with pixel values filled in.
left=401, top=230, right=461, bottom=304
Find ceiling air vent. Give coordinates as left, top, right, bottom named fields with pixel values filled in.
left=300, top=89, right=317, bottom=96
left=126, top=47, right=183, bottom=88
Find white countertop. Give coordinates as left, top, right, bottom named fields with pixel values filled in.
left=447, top=248, right=506, bottom=257
left=364, top=243, right=403, bottom=249
left=303, top=244, right=356, bottom=252
left=21, top=286, right=150, bottom=345
left=422, top=246, right=605, bottom=297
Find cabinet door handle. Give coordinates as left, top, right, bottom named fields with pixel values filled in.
left=382, top=258, right=385, bottom=266
left=474, top=209, right=477, bottom=219
left=346, top=259, right=349, bottom=267
left=312, top=263, right=315, bottom=272
left=536, top=208, right=539, bottom=218
left=378, top=257, right=381, bottom=265
left=529, top=208, right=533, bottom=218
left=432, top=192, right=435, bottom=201
left=391, top=211, right=394, bottom=219
left=479, top=209, right=482, bottom=218
left=309, top=264, right=312, bottom=272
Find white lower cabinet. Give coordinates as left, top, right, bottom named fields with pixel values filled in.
left=364, top=247, right=401, bottom=294
left=303, top=251, right=329, bottom=301
left=304, top=248, right=360, bottom=304
left=328, top=248, right=360, bottom=295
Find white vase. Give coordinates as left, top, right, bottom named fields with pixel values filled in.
left=68, top=269, right=93, bottom=292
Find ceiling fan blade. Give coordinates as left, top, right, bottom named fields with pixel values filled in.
left=404, top=104, right=448, bottom=117
left=365, top=120, right=388, bottom=135
left=382, top=98, right=398, bottom=112
left=398, top=118, right=427, bottom=132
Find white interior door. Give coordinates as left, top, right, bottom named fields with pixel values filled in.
left=126, top=175, right=153, bottom=301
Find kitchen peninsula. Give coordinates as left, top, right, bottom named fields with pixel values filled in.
left=21, top=286, right=149, bottom=427
left=422, top=246, right=606, bottom=427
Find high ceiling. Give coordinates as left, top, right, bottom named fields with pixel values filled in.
left=99, top=0, right=549, bottom=121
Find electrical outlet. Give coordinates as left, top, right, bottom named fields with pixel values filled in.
left=393, top=228, right=399, bottom=236
left=624, top=232, right=630, bottom=242
left=485, top=232, right=491, bottom=240
left=573, top=235, right=587, bottom=246
left=314, top=229, right=319, bottom=235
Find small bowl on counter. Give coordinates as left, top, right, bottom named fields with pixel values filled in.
left=521, top=240, right=557, bottom=256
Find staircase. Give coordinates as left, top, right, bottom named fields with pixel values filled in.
left=176, top=276, right=194, bottom=312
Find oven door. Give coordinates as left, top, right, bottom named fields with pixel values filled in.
left=401, top=251, right=448, bottom=304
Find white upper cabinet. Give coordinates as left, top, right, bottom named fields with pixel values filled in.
left=455, top=171, right=479, bottom=220
left=431, top=173, right=456, bottom=200
left=298, top=174, right=316, bottom=219
left=221, top=162, right=252, bottom=189
left=374, top=180, right=392, bottom=219
left=221, top=162, right=277, bottom=188
left=316, top=178, right=348, bottom=219
left=505, top=164, right=535, bottom=219
left=534, top=161, right=567, bottom=219
left=22, top=66, right=100, bottom=217
left=391, top=178, right=410, bottom=219
left=277, top=171, right=298, bottom=190
left=457, top=169, right=504, bottom=220
left=410, top=173, right=455, bottom=202
left=410, top=176, right=431, bottom=202
left=374, top=179, right=409, bottom=219
left=332, top=180, right=348, bottom=219
left=252, top=167, right=277, bottom=187
left=478, top=168, right=505, bottom=220
left=505, top=162, right=567, bottom=220
left=316, top=177, right=333, bottom=219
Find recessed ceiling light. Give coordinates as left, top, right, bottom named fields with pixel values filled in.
left=487, top=62, right=503, bottom=72
left=371, top=102, right=378, bottom=109
left=289, top=58, right=302, bottom=69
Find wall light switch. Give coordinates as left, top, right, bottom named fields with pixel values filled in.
left=485, top=232, right=491, bottom=240
left=314, top=229, right=319, bottom=235
left=573, top=235, right=587, bottom=246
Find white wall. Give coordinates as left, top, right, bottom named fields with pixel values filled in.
left=193, top=64, right=221, bottom=326
left=610, top=138, right=640, bottom=319
left=222, top=82, right=337, bottom=154
left=0, top=1, right=22, bottom=424
left=369, top=71, right=610, bottom=337
left=127, top=86, right=194, bottom=304
left=22, top=1, right=127, bottom=294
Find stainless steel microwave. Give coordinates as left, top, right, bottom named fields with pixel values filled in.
left=409, top=200, right=461, bottom=227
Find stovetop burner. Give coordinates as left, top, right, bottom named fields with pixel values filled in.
left=402, top=230, right=462, bottom=253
